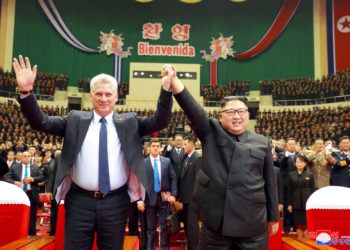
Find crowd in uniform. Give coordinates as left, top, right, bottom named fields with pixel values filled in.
left=271, top=136, right=350, bottom=239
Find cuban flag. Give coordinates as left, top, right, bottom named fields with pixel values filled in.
left=327, top=0, right=350, bottom=74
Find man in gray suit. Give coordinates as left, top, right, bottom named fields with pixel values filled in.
left=5, top=151, right=45, bottom=235
left=12, top=55, right=173, bottom=250
left=163, top=65, right=279, bottom=249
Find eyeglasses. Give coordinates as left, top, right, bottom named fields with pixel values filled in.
left=220, top=108, right=248, bottom=117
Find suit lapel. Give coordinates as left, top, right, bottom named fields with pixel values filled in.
left=74, top=112, right=93, bottom=158
left=146, top=158, right=154, bottom=185
left=182, top=152, right=196, bottom=178
left=113, top=113, right=127, bottom=147
left=16, top=165, right=23, bottom=180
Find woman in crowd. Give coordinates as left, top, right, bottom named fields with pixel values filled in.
left=287, top=154, right=315, bottom=239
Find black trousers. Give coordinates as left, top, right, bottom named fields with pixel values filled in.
left=179, top=203, right=199, bottom=250
left=199, top=223, right=268, bottom=250
left=64, top=185, right=130, bottom=250
left=282, top=187, right=292, bottom=232
left=26, top=190, right=38, bottom=236
left=49, top=198, right=58, bottom=236
left=146, top=194, right=170, bottom=250
left=128, top=201, right=147, bottom=249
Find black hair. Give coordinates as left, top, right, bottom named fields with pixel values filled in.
left=220, top=96, right=248, bottom=109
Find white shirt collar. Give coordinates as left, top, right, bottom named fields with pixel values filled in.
left=150, top=155, right=160, bottom=162
left=93, top=111, right=114, bottom=124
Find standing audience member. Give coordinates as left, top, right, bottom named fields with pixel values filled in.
left=279, top=138, right=297, bottom=233
left=5, top=151, right=45, bottom=235
left=167, top=65, right=278, bottom=249
left=178, top=135, right=200, bottom=250
left=12, top=55, right=173, bottom=249
left=287, top=154, right=315, bottom=239
left=33, top=151, right=46, bottom=193
left=138, top=139, right=177, bottom=250
left=305, top=139, right=331, bottom=189
left=327, top=136, right=350, bottom=187
left=15, top=151, right=23, bottom=164
left=164, top=134, right=186, bottom=178
left=6, top=150, right=16, bottom=168
left=28, top=145, right=36, bottom=165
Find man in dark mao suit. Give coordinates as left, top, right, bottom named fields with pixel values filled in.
left=163, top=64, right=279, bottom=249
left=12, top=56, right=173, bottom=250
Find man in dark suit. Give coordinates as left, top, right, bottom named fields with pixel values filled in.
left=164, top=134, right=186, bottom=178
left=278, top=137, right=297, bottom=233
left=13, top=56, right=173, bottom=249
left=164, top=65, right=279, bottom=249
left=6, top=150, right=16, bottom=169
left=5, top=151, right=45, bottom=235
left=138, top=139, right=177, bottom=250
left=178, top=135, right=200, bottom=250
left=0, top=156, right=9, bottom=179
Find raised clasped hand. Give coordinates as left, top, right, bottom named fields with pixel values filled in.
left=12, top=55, right=37, bottom=91
left=161, top=64, right=177, bottom=91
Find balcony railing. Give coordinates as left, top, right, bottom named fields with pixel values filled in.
left=0, top=90, right=54, bottom=101
left=273, top=94, right=350, bottom=106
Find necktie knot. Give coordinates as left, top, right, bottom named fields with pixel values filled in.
left=100, top=117, right=107, bottom=124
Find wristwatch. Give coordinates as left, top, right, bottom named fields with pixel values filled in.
left=20, top=89, right=33, bottom=95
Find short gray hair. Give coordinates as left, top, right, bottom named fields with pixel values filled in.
left=90, top=73, right=118, bottom=93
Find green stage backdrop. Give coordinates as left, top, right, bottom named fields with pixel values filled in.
left=12, top=0, right=314, bottom=89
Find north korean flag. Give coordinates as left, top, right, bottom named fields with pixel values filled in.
left=327, top=0, right=350, bottom=74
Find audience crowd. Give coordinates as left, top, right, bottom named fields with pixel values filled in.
left=0, top=67, right=68, bottom=97
left=256, top=106, right=350, bottom=147
left=201, top=80, right=250, bottom=106
left=260, top=69, right=350, bottom=102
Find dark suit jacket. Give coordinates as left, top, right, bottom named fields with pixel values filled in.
left=17, top=89, right=172, bottom=198
left=47, top=155, right=60, bottom=193
left=144, top=156, right=177, bottom=207
left=178, top=151, right=200, bottom=204
left=287, top=170, right=315, bottom=210
left=278, top=152, right=296, bottom=188
left=331, top=151, right=350, bottom=187
left=274, top=167, right=283, bottom=205
left=0, top=156, right=9, bottom=178
left=174, top=88, right=278, bottom=237
left=164, top=147, right=186, bottom=178
left=5, top=163, right=45, bottom=202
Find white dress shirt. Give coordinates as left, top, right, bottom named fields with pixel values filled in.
left=70, top=111, right=128, bottom=191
